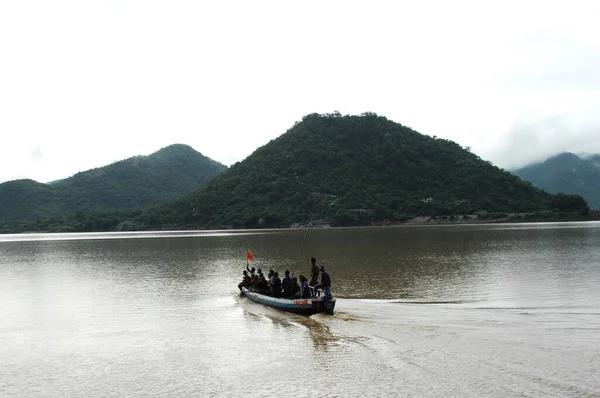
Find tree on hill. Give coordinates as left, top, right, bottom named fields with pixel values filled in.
left=550, top=193, right=588, bottom=212
left=132, top=113, right=571, bottom=230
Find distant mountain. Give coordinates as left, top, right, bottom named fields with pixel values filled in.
left=0, top=144, right=227, bottom=222
left=588, top=154, right=600, bottom=169
left=129, top=113, right=576, bottom=230
left=512, top=152, right=600, bottom=209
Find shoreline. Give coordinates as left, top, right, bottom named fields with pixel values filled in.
left=395, top=211, right=600, bottom=226
left=3, top=211, right=599, bottom=235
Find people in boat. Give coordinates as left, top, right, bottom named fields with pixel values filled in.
left=271, top=272, right=282, bottom=298
left=238, top=270, right=252, bottom=292
left=282, top=270, right=294, bottom=297
left=313, top=266, right=331, bottom=298
left=293, top=275, right=312, bottom=299
left=246, top=264, right=256, bottom=276
left=309, top=257, right=320, bottom=289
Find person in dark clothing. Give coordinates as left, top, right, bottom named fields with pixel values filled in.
left=309, top=257, right=319, bottom=288
left=251, top=268, right=260, bottom=289
left=291, top=277, right=300, bottom=297
left=281, top=270, right=294, bottom=297
left=313, top=266, right=331, bottom=298
left=293, top=275, right=312, bottom=299
left=267, top=269, right=275, bottom=290
left=246, top=266, right=256, bottom=287
left=254, top=269, right=268, bottom=293
left=271, top=272, right=282, bottom=298
left=238, top=270, right=252, bottom=292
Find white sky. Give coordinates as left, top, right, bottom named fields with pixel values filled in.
left=1, top=0, right=600, bottom=183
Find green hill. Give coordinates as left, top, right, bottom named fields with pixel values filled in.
left=0, top=144, right=227, bottom=222
left=512, top=152, right=600, bottom=209
left=134, top=113, right=581, bottom=230
left=0, top=179, right=61, bottom=222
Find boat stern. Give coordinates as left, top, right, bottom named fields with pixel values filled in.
left=312, top=297, right=336, bottom=315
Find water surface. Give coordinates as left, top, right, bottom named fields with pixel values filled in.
left=1, top=223, right=599, bottom=397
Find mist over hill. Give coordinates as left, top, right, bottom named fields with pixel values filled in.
left=0, top=144, right=227, bottom=222
left=512, top=152, right=600, bottom=209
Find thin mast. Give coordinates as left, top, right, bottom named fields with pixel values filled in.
left=291, top=210, right=316, bottom=277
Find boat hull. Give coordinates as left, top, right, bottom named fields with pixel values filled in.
left=240, top=287, right=336, bottom=315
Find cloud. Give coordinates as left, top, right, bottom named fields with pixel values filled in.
left=31, top=146, right=44, bottom=161
left=1, top=1, right=600, bottom=183
left=479, top=115, right=600, bottom=170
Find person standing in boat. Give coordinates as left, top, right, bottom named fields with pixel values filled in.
left=309, top=257, right=320, bottom=289
left=314, top=266, right=331, bottom=299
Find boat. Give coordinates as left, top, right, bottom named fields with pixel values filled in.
left=240, top=287, right=336, bottom=315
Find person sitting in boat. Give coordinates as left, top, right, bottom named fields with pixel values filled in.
left=291, top=277, right=300, bottom=297
left=313, top=266, right=332, bottom=299
left=251, top=269, right=262, bottom=290
left=255, top=269, right=269, bottom=293
left=309, top=257, right=320, bottom=290
left=270, top=272, right=282, bottom=298
left=293, top=275, right=312, bottom=299
left=245, top=266, right=256, bottom=287
left=267, top=269, right=275, bottom=291
left=238, top=270, right=252, bottom=292
left=281, top=270, right=294, bottom=297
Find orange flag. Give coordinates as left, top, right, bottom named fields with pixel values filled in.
left=247, top=250, right=253, bottom=261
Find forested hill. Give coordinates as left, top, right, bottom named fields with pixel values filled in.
left=136, top=113, right=582, bottom=230
left=512, top=152, right=600, bottom=209
left=0, top=144, right=227, bottom=222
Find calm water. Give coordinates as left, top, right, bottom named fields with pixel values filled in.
left=1, top=223, right=599, bottom=397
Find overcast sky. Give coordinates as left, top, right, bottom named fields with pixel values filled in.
left=1, top=0, right=599, bottom=183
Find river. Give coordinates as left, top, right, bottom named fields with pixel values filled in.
left=1, top=222, right=599, bottom=397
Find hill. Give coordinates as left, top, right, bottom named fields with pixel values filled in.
left=0, top=179, right=61, bottom=222
left=131, top=113, right=583, bottom=230
left=512, top=152, right=600, bottom=209
left=0, top=144, right=227, bottom=222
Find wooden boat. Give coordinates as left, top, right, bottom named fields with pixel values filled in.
left=240, top=287, right=336, bottom=315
